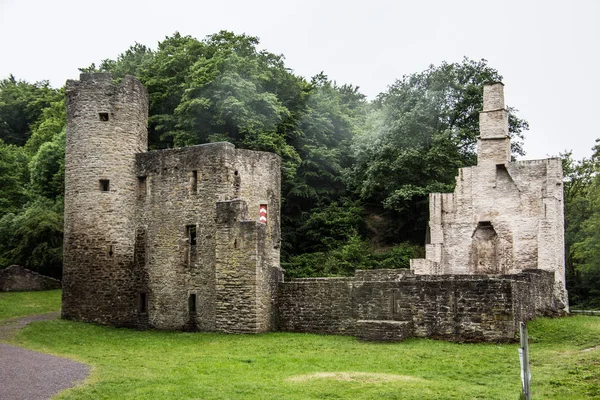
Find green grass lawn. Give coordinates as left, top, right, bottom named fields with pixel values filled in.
left=0, top=289, right=61, bottom=321
left=8, top=313, right=599, bottom=399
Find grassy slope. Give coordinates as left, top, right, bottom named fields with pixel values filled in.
left=0, top=289, right=61, bottom=321
left=11, top=316, right=600, bottom=399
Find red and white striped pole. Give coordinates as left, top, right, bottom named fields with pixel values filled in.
left=259, top=204, right=267, bottom=224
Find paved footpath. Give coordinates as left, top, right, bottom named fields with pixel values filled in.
left=0, top=313, right=90, bottom=400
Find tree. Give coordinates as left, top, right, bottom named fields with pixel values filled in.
left=348, top=58, right=529, bottom=244
left=0, top=139, right=30, bottom=216
left=565, top=141, right=600, bottom=307
left=0, top=198, right=63, bottom=278
left=0, top=76, right=62, bottom=146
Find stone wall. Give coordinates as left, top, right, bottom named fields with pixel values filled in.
left=278, top=269, right=557, bottom=342
left=0, top=265, right=61, bottom=292
left=214, top=200, right=280, bottom=333
left=62, top=73, right=148, bottom=327
left=135, top=143, right=281, bottom=331
left=279, top=278, right=355, bottom=335
left=63, top=73, right=282, bottom=332
left=410, top=83, right=567, bottom=309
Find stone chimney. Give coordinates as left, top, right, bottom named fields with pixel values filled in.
left=477, top=82, right=511, bottom=165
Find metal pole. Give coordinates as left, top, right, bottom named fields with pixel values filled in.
left=519, top=322, right=531, bottom=400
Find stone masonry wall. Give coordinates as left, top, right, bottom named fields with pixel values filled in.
left=135, top=143, right=281, bottom=331
left=214, top=200, right=273, bottom=333
left=278, top=278, right=355, bottom=335
left=135, top=143, right=236, bottom=331
left=0, top=265, right=61, bottom=292
left=278, top=269, right=556, bottom=342
left=63, top=72, right=282, bottom=332
left=62, top=73, right=148, bottom=326
left=410, top=83, right=567, bottom=309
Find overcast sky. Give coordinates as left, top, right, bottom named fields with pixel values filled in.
left=1, top=0, right=598, bottom=160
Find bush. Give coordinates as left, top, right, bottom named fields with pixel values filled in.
left=282, top=234, right=423, bottom=278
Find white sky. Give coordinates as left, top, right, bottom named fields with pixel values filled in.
left=0, top=0, right=598, bottom=160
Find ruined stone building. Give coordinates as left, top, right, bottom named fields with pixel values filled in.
left=410, top=83, right=567, bottom=309
left=62, top=73, right=282, bottom=332
left=62, top=74, right=565, bottom=342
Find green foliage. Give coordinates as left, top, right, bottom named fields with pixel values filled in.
left=0, top=198, right=63, bottom=278
left=0, top=75, right=62, bottom=146
left=283, top=236, right=422, bottom=278
left=562, top=143, right=600, bottom=308
left=9, top=315, right=600, bottom=399
left=0, top=289, right=61, bottom=321
left=24, top=97, right=65, bottom=155
left=29, top=130, right=65, bottom=198
left=349, top=58, right=528, bottom=243
left=0, top=139, right=30, bottom=215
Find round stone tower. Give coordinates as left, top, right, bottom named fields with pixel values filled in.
left=62, top=73, right=148, bottom=326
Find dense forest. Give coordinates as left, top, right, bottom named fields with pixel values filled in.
left=0, top=32, right=597, bottom=307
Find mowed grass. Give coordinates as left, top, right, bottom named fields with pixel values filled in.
left=10, top=315, right=600, bottom=399
left=0, top=289, right=61, bottom=321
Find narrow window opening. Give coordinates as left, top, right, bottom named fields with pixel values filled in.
left=108, top=245, right=114, bottom=258
left=99, top=112, right=109, bottom=121
left=234, top=239, right=238, bottom=249
left=185, top=225, right=197, bottom=265
left=189, top=294, right=197, bottom=313
left=137, top=176, right=147, bottom=195
left=100, top=179, right=110, bottom=192
left=191, top=170, right=198, bottom=193
left=233, top=171, right=241, bottom=196
left=139, top=293, right=148, bottom=313
left=188, top=225, right=197, bottom=246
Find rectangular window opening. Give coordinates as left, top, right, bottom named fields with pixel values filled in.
left=187, top=225, right=197, bottom=246
left=191, top=170, right=198, bottom=193
left=100, top=179, right=110, bottom=192
left=185, top=225, right=197, bottom=266
left=137, top=176, right=147, bottom=195
left=139, top=292, right=148, bottom=314
left=99, top=112, right=109, bottom=121
left=189, top=294, right=197, bottom=313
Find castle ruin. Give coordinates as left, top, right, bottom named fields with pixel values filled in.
left=62, top=74, right=566, bottom=342
left=410, top=83, right=568, bottom=310
left=62, top=73, right=282, bottom=332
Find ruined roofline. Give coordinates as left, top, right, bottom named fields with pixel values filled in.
left=66, top=72, right=146, bottom=90
left=137, top=141, right=281, bottom=160
left=513, top=157, right=562, bottom=165
left=139, top=141, right=235, bottom=155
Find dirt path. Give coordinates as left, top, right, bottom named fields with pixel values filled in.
left=0, top=312, right=90, bottom=400
left=0, top=311, right=60, bottom=341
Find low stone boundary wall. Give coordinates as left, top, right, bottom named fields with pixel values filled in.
left=278, top=269, right=557, bottom=342
left=0, top=265, right=61, bottom=292
left=278, top=278, right=354, bottom=335
left=570, top=310, right=600, bottom=316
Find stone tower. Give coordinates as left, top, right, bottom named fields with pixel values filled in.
left=62, top=73, right=282, bottom=331
left=410, top=83, right=568, bottom=310
left=62, top=73, right=148, bottom=325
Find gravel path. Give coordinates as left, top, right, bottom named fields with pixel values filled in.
left=0, top=313, right=90, bottom=400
